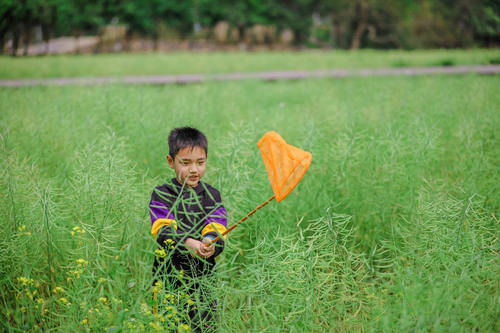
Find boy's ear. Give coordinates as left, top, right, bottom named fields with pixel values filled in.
left=166, top=155, right=174, bottom=168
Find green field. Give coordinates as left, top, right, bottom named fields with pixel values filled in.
left=1, top=48, right=500, bottom=79
left=1, top=73, right=499, bottom=332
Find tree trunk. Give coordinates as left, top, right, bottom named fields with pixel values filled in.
left=11, top=24, right=21, bottom=56
left=350, top=0, right=368, bottom=50
left=124, top=30, right=133, bottom=52
left=329, top=16, right=336, bottom=49
left=23, top=20, right=32, bottom=56
left=42, top=24, right=51, bottom=55
left=75, top=30, right=80, bottom=54
left=0, top=33, right=4, bottom=54
left=153, top=18, right=160, bottom=51
left=153, top=34, right=159, bottom=51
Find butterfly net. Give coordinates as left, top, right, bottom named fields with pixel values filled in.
left=257, top=131, right=312, bottom=202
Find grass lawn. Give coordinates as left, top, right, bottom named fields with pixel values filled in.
left=0, top=73, right=499, bottom=332
left=0, top=48, right=499, bottom=79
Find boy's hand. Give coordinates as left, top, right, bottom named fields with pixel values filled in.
left=184, top=238, right=214, bottom=259
left=197, top=238, right=215, bottom=258
left=185, top=238, right=202, bottom=256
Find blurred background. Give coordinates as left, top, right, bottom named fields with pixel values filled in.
left=1, top=0, right=499, bottom=56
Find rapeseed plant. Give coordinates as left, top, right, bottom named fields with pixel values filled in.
left=0, top=74, right=498, bottom=332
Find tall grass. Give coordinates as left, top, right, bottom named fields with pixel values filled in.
left=0, top=74, right=498, bottom=331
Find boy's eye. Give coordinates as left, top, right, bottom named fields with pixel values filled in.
left=178, top=159, right=204, bottom=166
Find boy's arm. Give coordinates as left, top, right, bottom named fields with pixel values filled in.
left=149, top=188, right=185, bottom=247
left=201, top=191, right=227, bottom=258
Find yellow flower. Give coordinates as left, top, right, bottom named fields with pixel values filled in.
left=80, top=319, right=88, bottom=325
left=152, top=280, right=163, bottom=294
left=69, top=269, right=82, bottom=279
left=25, top=291, right=34, bottom=300
left=20, top=307, right=26, bottom=313
left=98, top=297, right=108, bottom=304
left=149, top=321, right=162, bottom=331
left=52, top=286, right=64, bottom=294
left=17, top=276, right=34, bottom=286
left=186, top=299, right=194, bottom=306
left=155, top=248, right=167, bottom=258
left=177, top=323, right=191, bottom=333
left=76, top=258, right=88, bottom=266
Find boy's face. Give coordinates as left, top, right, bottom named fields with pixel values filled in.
left=167, top=146, right=206, bottom=187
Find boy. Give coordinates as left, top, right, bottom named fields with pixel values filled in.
left=149, top=127, right=227, bottom=331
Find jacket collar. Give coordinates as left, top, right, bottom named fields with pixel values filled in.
left=171, top=178, right=205, bottom=195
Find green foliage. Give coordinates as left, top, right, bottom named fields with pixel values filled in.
left=1, top=0, right=499, bottom=52
left=55, top=0, right=104, bottom=36
left=0, top=71, right=499, bottom=331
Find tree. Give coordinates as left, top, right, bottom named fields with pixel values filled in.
left=0, top=0, right=18, bottom=54
left=55, top=0, right=103, bottom=40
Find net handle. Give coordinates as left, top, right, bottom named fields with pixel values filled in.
left=205, top=194, right=276, bottom=246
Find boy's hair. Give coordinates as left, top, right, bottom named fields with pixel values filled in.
left=168, top=127, right=208, bottom=159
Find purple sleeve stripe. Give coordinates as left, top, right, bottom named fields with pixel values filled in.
left=149, top=200, right=175, bottom=224
left=204, top=207, right=228, bottom=227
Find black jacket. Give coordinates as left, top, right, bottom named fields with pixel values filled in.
left=149, top=178, right=227, bottom=280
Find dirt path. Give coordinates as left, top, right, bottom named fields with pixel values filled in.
left=1, top=65, right=499, bottom=87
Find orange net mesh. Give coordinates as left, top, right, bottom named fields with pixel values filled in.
left=257, top=131, right=312, bottom=202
